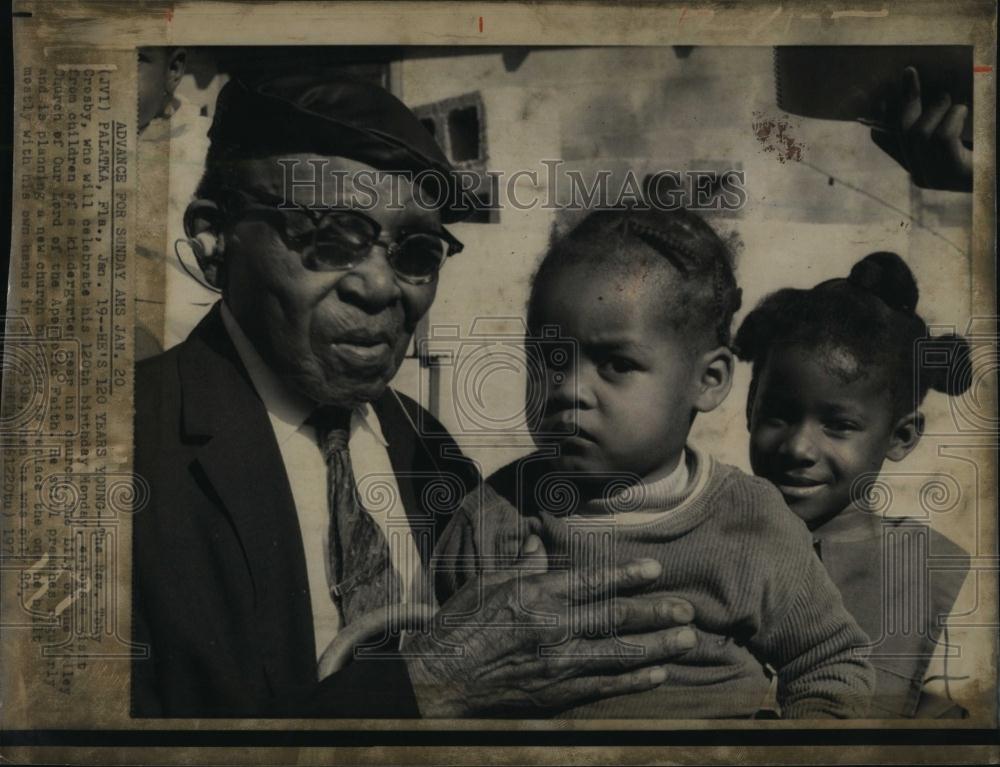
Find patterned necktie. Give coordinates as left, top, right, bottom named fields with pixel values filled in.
left=311, top=406, right=402, bottom=624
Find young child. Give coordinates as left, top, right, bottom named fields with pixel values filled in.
left=434, top=208, right=874, bottom=719
left=734, top=252, right=972, bottom=718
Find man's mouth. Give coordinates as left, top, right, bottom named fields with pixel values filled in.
left=326, top=330, right=395, bottom=367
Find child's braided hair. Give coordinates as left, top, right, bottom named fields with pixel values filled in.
left=528, top=207, right=743, bottom=349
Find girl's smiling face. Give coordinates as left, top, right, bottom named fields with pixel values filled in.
left=748, top=343, right=919, bottom=529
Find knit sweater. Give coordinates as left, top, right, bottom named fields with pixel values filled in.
left=434, top=447, right=875, bottom=719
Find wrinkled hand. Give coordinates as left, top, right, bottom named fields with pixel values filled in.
left=871, top=67, right=972, bottom=192
left=403, top=538, right=697, bottom=717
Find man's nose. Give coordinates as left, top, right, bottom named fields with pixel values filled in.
left=778, top=423, right=820, bottom=464
left=335, top=243, right=402, bottom=312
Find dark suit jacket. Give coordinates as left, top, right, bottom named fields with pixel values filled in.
left=132, top=305, right=479, bottom=717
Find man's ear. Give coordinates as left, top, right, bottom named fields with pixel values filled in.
left=183, top=199, right=226, bottom=290
left=166, top=48, right=186, bottom=94
left=693, top=345, right=734, bottom=414
left=885, top=410, right=924, bottom=462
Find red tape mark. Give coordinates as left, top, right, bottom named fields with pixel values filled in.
left=973, top=65, right=992, bottom=73
left=478, top=16, right=484, bottom=33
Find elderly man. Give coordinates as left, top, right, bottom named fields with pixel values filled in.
left=132, top=74, right=698, bottom=717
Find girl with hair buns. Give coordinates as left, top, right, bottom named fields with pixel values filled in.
left=735, top=251, right=973, bottom=719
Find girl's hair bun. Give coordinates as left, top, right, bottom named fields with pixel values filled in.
left=732, top=287, right=800, bottom=363
left=732, top=308, right=759, bottom=362
left=847, top=251, right=919, bottom=314
left=920, top=333, right=974, bottom=396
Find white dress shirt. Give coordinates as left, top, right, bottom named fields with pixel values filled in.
left=220, top=303, right=422, bottom=667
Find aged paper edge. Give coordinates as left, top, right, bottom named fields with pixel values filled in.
left=3, top=0, right=997, bottom=763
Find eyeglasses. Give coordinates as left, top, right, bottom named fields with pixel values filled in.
left=218, top=187, right=464, bottom=285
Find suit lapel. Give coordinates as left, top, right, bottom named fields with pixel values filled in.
left=373, top=390, right=477, bottom=561
left=373, top=391, right=433, bottom=566
left=178, top=306, right=317, bottom=691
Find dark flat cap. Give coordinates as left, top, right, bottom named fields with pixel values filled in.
left=208, top=74, right=469, bottom=221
